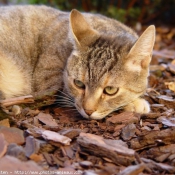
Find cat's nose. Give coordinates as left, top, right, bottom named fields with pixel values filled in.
left=84, top=109, right=94, bottom=116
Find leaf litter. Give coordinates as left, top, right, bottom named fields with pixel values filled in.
left=0, top=26, right=175, bottom=174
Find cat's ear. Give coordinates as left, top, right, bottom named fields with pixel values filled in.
left=125, top=25, right=155, bottom=72
left=70, top=9, right=99, bottom=46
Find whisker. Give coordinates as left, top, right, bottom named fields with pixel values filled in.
left=53, top=97, right=74, bottom=103
left=49, top=89, right=75, bottom=107
left=57, top=90, right=73, bottom=99
left=55, top=104, right=74, bottom=107
left=114, top=100, right=135, bottom=111
left=46, top=99, right=74, bottom=106
left=64, top=109, right=79, bottom=113
left=54, top=93, right=72, bottom=100
left=64, top=108, right=78, bottom=111
left=54, top=102, right=74, bottom=106
left=55, top=98, right=74, bottom=103
left=54, top=94, right=74, bottom=103
left=54, top=99, right=74, bottom=105
left=54, top=100, right=74, bottom=104
left=53, top=100, right=74, bottom=105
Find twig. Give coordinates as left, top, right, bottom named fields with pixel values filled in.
left=0, top=95, right=34, bottom=107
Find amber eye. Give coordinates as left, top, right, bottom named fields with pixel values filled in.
left=74, top=79, right=85, bottom=89
left=103, top=86, right=119, bottom=95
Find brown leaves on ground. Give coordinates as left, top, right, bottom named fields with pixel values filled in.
left=0, top=25, right=175, bottom=174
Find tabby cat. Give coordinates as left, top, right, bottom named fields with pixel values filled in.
left=0, top=5, right=155, bottom=119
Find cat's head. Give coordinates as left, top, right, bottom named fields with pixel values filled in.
left=63, top=9, right=155, bottom=120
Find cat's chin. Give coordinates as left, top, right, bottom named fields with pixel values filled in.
left=79, top=109, right=107, bottom=120
left=89, top=112, right=107, bottom=120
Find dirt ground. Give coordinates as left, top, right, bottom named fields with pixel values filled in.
left=0, top=25, right=175, bottom=175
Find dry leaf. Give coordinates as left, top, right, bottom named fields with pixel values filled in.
left=168, top=63, right=175, bottom=74
left=77, top=132, right=136, bottom=166
left=30, top=154, right=44, bottom=162
left=0, top=95, right=34, bottom=107
left=157, top=116, right=175, bottom=127
left=121, top=123, right=136, bottom=141
left=107, top=112, right=139, bottom=124
left=118, top=163, right=145, bottom=175
left=36, top=112, right=58, bottom=127
left=157, top=95, right=175, bottom=108
left=0, top=156, right=43, bottom=172
left=142, top=158, right=175, bottom=173
left=42, top=130, right=71, bottom=145
left=165, top=82, right=175, bottom=93
left=153, top=49, right=175, bottom=59
left=0, top=118, right=10, bottom=127
left=0, top=126, right=25, bottom=145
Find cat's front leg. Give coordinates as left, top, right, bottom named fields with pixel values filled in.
left=124, top=98, right=150, bottom=114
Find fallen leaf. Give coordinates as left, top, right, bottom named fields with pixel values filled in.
left=147, top=144, right=175, bottom=162
left=142, top=158, right=175, bottom=173
left=153, top=49, right=175, bottom=59
left=26, top=126, right=71, bottom=146
left=172, top=59, right=175, bottom=64
left=168, top=63, right=175, bottom=74
left=130, top=128, right=175, bottom=150
left=79, top=161, right=93, bottom=168
left=30, top=154, right=44, bottom=163
left=107, top=112, right=139, bottom=124
left=150, top=65, right=166, bottom=71
left=61, top=145, right=75, bottom=159
left=157, top=95, right=175, bottom=108
left=0, top=126, right=25, bottom=145
left=165, top=82, right=175, bottom=93
left=121, top=123, right=136, bottom=141
left=6, top=143, right=27, bottom=161
left=157, top=116, right=175, bottom=127
left=77, top=132, right=136, bottom=166
left=0, top=95, right=34, bottom=107
left=0, top=156, right=43, bottom=172
left=36, top=112, right=58, bottom=127
left=58, top=128, right=81, bottom=139
left=24, top=136, right=40, bottom=157
left=0, top=118, right=10, bottom=127
left=42, top=130, right=71, bottom=145
left=118, top=163, right=145, bottom=175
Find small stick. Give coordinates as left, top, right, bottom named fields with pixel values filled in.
left=0, top=95, right=34, bottom=107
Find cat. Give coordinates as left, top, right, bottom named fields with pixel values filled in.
left=0, top=5, right=155, bottom=119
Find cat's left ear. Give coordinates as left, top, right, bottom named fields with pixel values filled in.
left=125, top=25, right=155, bottom=72
left=70, top=9, right=99, bottom=46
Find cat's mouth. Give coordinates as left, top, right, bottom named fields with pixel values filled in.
left=78, top=107, right=109, bottom=120
left=75, top=103, right=110, bottom=120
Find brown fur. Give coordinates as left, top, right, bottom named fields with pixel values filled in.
left=0, top=5, right=155, bottom=119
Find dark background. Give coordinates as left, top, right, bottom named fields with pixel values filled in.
left=0, top=0, right=175, bottom=26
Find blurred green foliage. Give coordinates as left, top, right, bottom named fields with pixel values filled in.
left=107, top=6, right=141, bottom=23
left=5, top=0, right=175, bottom=25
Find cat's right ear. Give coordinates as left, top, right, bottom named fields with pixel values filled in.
left=125, top=25, right=155, bottom=72
left=70, top=9, right=99, bottom=46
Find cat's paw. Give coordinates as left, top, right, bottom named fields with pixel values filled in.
left=124, top=98, right=150, bottom=114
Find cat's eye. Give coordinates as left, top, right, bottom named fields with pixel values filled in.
left=74, top=79, right=85, bottom=89
left=103, top=86, right=119, bottom=95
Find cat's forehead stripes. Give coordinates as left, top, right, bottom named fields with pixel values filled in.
left=86, top=37, right=119, bottom=83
